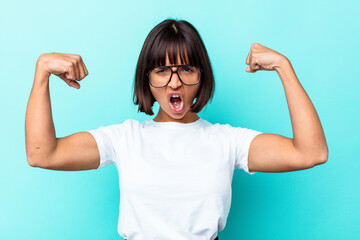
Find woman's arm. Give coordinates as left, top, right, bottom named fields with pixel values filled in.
left=245, top=43, right=328, bottom=172
left=25, top=53, right=100, bottom=170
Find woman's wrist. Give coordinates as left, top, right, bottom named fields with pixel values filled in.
left=274, top=56, right=290, bottom=72
left=275, top=57, right=299, bottom=85
left=34, top=54, right=51, bottom=85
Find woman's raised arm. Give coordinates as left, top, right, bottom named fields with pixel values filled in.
left=25, top=53, right=100, bottom=171
left=244, top=43, right=328, bottom=172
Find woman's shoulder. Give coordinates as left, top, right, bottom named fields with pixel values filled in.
left=201, top=119, right=261, bottom=135
left=92, top=119, right=142, bottom=131
left=201, top=119, right=233, bottom=129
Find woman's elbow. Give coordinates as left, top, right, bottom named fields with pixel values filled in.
left=314, top=148, right=329, bottom=166
left=27, top=154, right=40, bottom=167
left=26, top=154, right=51, bottom=168
left=319, top=149, right=329, bottom=164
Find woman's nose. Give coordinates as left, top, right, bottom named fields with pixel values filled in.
left=168, top=72, right=182, bottom=89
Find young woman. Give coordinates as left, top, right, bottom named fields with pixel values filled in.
left=25, top=19, right=328, bottom=240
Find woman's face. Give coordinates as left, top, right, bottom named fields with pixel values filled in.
left=150, top=53, right=200, bottom=123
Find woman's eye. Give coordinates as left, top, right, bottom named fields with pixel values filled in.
left=183, top=67, right=193, bottom=72
left=155, top=68, right=166, bottom=74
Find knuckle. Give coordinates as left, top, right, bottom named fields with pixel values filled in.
left=66, top=61, right=74, bottom=67
left=75, top=55, right=82, bottom=61
left=67, top=70, right=75, bottom=79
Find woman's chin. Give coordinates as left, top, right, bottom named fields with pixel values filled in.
left=168, top=110, right=186, bottom=119
left=156, top=103, right=196, bottom=122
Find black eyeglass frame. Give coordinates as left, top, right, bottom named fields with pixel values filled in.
left=147, top=64, right=202, bottom=88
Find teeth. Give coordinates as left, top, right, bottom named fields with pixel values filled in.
left=172, top=94, right=179, bottom=98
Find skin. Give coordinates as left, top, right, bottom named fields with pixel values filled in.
left=244, top=43, right=328, bottom=172
left=25, top=53, right=100, bottom=170
left=150, top=53, right=201, bottom=123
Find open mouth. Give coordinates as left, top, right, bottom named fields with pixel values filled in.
left=169, top=94, right=184, bottom=113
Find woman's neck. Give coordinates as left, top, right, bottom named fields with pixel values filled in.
left=153, top=109, right=199, bottom=123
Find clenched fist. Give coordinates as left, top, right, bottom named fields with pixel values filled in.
left=245, top=43, right=288, bottom=73
left=36, top=53, right=89, bottom=89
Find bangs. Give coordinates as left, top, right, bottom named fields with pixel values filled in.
left=146, top=28, right=198, bottom=70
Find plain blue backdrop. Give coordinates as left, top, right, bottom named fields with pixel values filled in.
left=0, top=0, right=359, bottom=239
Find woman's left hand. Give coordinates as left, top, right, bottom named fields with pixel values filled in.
left=245, top=43, right=288, bottom=73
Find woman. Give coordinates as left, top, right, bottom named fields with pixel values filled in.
left=25, top=19, right=328, bottom=240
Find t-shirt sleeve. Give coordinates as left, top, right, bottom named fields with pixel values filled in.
left=87, top=125, right=118, bottom=169
left=231, top=126, right=262, bottom=174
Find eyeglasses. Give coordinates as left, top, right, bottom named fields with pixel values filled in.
left=147, top=64, right=202, bottom=88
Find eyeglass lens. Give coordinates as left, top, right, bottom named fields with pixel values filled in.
left=149, top=65, right=200, bottom=87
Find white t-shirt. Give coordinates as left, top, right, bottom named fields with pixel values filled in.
left=88, top=118, right=262, bottom=240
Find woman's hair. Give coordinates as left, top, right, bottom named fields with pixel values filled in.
left=133, top=18, right=215, bottom=115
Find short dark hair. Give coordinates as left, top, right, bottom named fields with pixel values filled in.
left=133, top=19, right=215, bottom=115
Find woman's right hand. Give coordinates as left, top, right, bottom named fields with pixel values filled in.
left=36, top=53, right=89, bottom=89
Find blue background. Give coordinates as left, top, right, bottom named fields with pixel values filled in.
left=1, top=0, right=359, bottom=239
